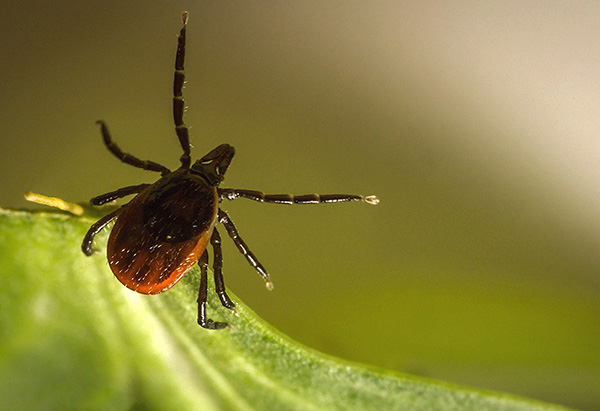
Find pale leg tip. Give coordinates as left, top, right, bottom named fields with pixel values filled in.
left=364, top=195, right=379, bottom=205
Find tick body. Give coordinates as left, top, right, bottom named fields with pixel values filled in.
left=108, top=169, right=218, bottom=294
left=82, top=12, right=378, bottom=329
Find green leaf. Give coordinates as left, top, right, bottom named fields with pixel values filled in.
left=0, top=208, right=572, bottom=411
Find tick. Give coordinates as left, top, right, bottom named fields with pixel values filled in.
left=82, top=12, right=379, bottom=329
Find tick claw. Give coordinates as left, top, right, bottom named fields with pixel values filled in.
left=198, top=318, right=228, bottom=330
left=364, top=195, right=379, bottom=205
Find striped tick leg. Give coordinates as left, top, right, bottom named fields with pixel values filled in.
left=81, top=208, right=121, bottom=256
left=197, top=250, right=228, bottom=330
left=218, top=208, right=273, bottom=290
left=96, top=120, right=171, bottom=176
left=210, top=228, right=236, bottom=311
left=218, top=189, right=379, bottom=205
left=173, top=11, right=191, bottom=168
left=90, top=184, right=150, bottom=206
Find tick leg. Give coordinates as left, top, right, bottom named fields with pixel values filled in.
left=81, top=208, right=121, bottom=256
left=90, top=184, right=149, bottom=206
left=96, top=120, right=171, bottom=176
left=173, top=11, right=191, bottom=168
left=197, top=250, right=228, bottom=330
left=210, top=228, right=236, bottom=310
left=219, top=189, right=379, bottom=205
left=218, top=209, right=273, bottom=289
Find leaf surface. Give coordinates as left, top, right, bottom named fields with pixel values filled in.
left=0, top=209, right=572, bottom=411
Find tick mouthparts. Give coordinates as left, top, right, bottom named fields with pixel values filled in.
left=364, top=195, right=379, bottom=205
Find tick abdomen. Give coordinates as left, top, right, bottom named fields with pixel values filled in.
left=107, top=171, right=217, bottom=294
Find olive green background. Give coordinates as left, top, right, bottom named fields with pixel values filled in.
left=1, top=2, right=599, bottom=410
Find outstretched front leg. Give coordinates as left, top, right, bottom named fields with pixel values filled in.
left=219, top=188, right=379, bottom=205
left=81, top=208, right=121, bottom=256
left=173, top=11, right=191, bottom=168
left=197, top=250, right=228, bottom=330
left=96, top=121, right=171, bottom=175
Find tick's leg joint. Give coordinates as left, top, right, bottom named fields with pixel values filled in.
left=196, top=250, right=229, bottom=330
left=81, top=208, right=121, bottom=256
left=96, top=120, right=170, bottom=175
left=90, top=184, right=149, bottom=206
left=218, top=208, right=272, bottom=287
left=210, top=229, right=236, bottom=310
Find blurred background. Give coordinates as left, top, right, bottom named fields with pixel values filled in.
left=1, top=1, right=599, bottom=409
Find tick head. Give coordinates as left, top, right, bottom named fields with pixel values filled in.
left=191, top=144, right=236, bottom=186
